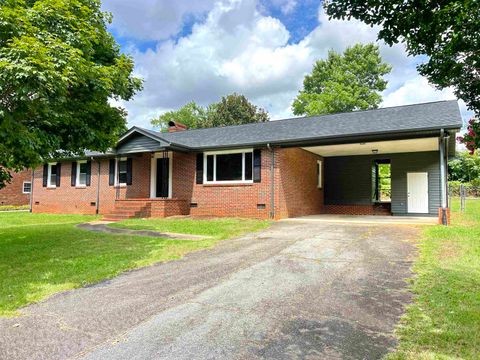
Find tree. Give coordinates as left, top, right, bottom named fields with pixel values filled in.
left=292, top=43, right=391, bottom=116
left=0, top=0, right=143, bottom=188
left=207, top=93, right=269, bottom=127
left=325, top=0, right=480, bottom=115
left=457, top=118, right=479, bottom=155
left=151, top=93, right=269, bottom=130
left=448, top=151, right=480, bottom=182
left=151, top=102, right=209, bottom=130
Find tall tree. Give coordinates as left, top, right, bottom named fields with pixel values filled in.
left=0, top=0, right=143, bottom=188
left=325, top=0, right=480, bottom=114
left=151, top=102, right=209, bottom=130
left=448, top=151, right=480, bottom=182
left=207, top=93, right=269, bottom=127
left=151, top=94, right=269, bottom=130
left=292, top=43, right=391, bottom=116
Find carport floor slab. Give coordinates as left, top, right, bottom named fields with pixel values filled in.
left=282, top=214, right=437, bottom=225
left=0, top=222, right=419, bottom=360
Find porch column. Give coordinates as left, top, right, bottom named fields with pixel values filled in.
left=439, top=130, right=449, bottom=225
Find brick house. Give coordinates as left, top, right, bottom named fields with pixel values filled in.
left=30, top=101, right=462, bottom=223
left=0, top=169, right=32, bottom=206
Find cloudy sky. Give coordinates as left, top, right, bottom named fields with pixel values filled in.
left=102, top=0, right=471, bottom=129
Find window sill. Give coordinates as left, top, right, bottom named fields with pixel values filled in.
left=202, top=183, right=254, bottom=187
left=46, top=186, right=56, bottom=189
left=75, top=185, right=87, bottom=189
left=114, top=184, right=127, bottom=188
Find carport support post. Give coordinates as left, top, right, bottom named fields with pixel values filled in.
left=439, top=130, right=448, bottom=225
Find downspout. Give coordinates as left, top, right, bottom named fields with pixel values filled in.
left=29, top=168, right=34, bottom=213
left=267, top=143, right=275, bottom=220
left=95, top=158, right=101, bottom=215
left=439, top=129, right=447, bottom=225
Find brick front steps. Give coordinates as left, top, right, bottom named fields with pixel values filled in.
left=103, top=199, right=189, bottom=221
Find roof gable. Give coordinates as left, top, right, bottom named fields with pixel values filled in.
left=116, top=128, right=170, bottom=154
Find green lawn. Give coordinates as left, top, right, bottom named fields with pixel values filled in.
left=388, top=198, right=480, bottom=360
left=0, top=213, right=269, bottom=317
left=109, top=217, right=271, bottom=240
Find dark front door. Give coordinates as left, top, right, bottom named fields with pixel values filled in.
left=156, top=158, right=169, bottom=198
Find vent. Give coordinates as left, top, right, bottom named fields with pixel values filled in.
left=190, top=203, right=198, bottom=208
left=257, top=204, right=266, bottom=209
left=35, top=201, right=40, bottom=205
left=90, top=202, right=96, bottom=206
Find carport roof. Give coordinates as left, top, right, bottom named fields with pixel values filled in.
left=121, top=100, right=463, bottom=151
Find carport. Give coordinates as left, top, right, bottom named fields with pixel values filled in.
left=301, top=134, right=455, bottom=220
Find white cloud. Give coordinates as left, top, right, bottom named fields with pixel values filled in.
left=105, top=0, right=466, bottom=128
left=102, top=0, right=216, bottom=41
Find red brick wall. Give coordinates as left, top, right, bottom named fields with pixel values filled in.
left=323, top=204, right=378, bottom=215
left=275, top=148, right=324, bottom=219
left=30, top=148, right=325, bottom=219
left=0, top=169, right=32, bottom=206
left=32, top=154, right=151, bottom=215
left=183, top=150, right=273, bottom=219
left=169, top=148, right=323, bottom=220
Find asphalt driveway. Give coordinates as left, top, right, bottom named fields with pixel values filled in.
left=0, top=221, right=418, bottom=360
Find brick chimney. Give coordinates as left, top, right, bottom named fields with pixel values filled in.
left=168, top=121, right=188, bottom=132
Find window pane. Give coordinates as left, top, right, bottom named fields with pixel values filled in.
left=206, top=155, right=214, bottom=181
left=118, top=160, right=127, bottom=184
left=119, top=172, right=127, bottom=184
left=245, top=152, right=252, bottom=180
left=50, top=164, right=57, bottom=185
left=23, top=182, right=31, bottom=193
left=119, top=160, right=127, bottom=173
left=78, top=163, right=87, bottom=185
left=216, top=153, right=242, bottom=181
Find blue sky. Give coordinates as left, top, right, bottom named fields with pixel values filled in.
left=101, top=0, right=469, bottom=129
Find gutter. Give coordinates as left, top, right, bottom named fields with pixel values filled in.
left=29, top=169, right=34, bottom=213
left=267, top=143, right=275, bottom=220
left=94, top=157, right=101, bottom=215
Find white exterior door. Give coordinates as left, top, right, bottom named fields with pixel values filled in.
left=407, top=172, right=429, bottom=213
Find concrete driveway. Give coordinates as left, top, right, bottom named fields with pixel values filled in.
left=0, top=221, right=418, bottom=360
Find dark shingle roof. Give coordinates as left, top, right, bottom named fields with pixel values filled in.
left=146, top=100, right=462, bottom=150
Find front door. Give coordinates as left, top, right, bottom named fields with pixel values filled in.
left=407, top=172, right=429, bottom=213
left=156, top=158, right=169, bottom=198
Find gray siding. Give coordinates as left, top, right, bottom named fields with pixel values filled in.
left=116, top=134, right=164, bottom=154
left=324, top=151, right=441, bottom=215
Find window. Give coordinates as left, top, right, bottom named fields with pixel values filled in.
left=117, top=158, right=128, bottom=185
left=204, top=150, right=253, bottom=183
left=48, top=163, right=57, bottom=187
left=77, top=161, right=88, bottom=186
left=23, top=181, right=31, bottom=194
left=317, top=160, right=323, bottom=188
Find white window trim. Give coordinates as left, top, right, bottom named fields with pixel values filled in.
left=22, top=181, right=32, bottom=194
left=150, top=152, right=173, bottom=199
left=47, top=162, right=57, bottom=188
left=317, top=160, right=323, bottom=189
left=203, top=148, right=254, bottom=184
left=76, top=160, right=87, bottom=187
left=115, top=157, right=128, bottom=187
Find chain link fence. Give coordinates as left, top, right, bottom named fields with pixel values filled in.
left=449, top=183, right=480, bottom=212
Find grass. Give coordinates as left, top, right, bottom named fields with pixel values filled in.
left=0, top=204, right=30, bottom=211
left=388, top=198, right=480, bottom=360
left=109, top=217, right=271, bottom=240
left=0, top=213, right=269, bottom=317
